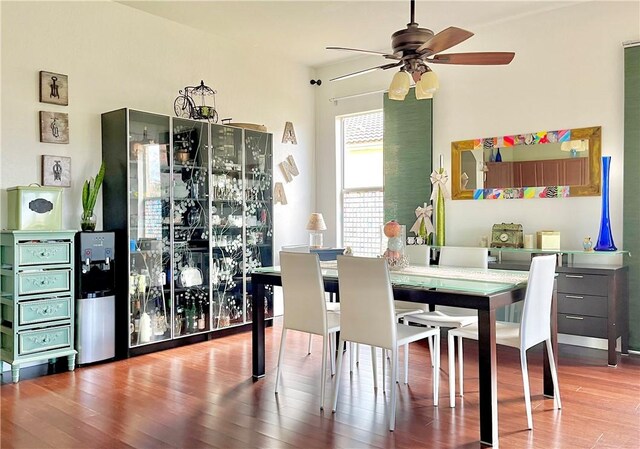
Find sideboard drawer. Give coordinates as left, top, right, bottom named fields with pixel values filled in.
left=17, top=269, right=71, bottom=296
left=558, top=314, right=607, bottom=339
left=18, top=325, right=71, bottom=355
left=557, top=273, right=608, bottom=297
left=19, top=296, right=71, bottom=325
left=17, top=242, right=70, bottom=266
left=558, top=293, right=608, bottom=318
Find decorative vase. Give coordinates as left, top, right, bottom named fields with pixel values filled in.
left=81, top=212, right=96, bottom=231
left=495, top=148, right=502, bottom=162
left=381, top=224, right=408, bottom=270
left=489, top=149, right=495, bottom=162
left=435, top=187, right=445, bottom=246
left=594, top=156, right=617, bottom=251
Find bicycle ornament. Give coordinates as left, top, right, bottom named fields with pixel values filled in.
left=174, top=80, right=219, bottom=123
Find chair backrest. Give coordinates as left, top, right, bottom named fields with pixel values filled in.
left=439, top=246, right=488, bottom=269
left=280, top=245, right=310, bottom=253
left=520, top=255, right=557, bottom=350
left=280, top=252, right=327, bottom=335
left=405, top=245, right=431, bottom=266
left=337, top=256, right=396, bottom=350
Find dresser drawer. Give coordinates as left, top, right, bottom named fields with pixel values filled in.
left=558, top=314, right=607, bottom=339
left=558, top=293, right=608, bottom=318
left=17, top=269, right=71, bottom=296
left=18, top=325, right=71, bottom=355
left=17, top=242, right=71, bottom=266
left=557, top=273, right=608, bottom=297
left=19, top=296, right=71, bottom=325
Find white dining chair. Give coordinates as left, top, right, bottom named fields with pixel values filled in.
left=280, top=245, right=339, bottom=355
left=395, top=245, right=431, bottom=319
left=332, top=256, right=440, bottom=431
left=447, top=254, right=561, bottom=430
left=403, top=246, right=487, bottom=385
left=276, top=252, right=340, bottom=410
left=352, top=246, right=430, bottom=374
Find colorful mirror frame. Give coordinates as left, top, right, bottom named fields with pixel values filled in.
left=451, top=126, right=601, bottom=200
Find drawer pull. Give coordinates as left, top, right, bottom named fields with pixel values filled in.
left=25, top=276, right=57, bottom=288
left=27, top=333, right=59, bottom=346
left=29, top=303, right=63, bottom=316
left=26, top=248, right=61, bottom=259
left=565, top=315, right=584, bottom=320
left=565, top=275, right=584, bottom=279
left=565, top=295, right=584, bottom=299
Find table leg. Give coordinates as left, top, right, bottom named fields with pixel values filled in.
left=252, top=280, right=265, bottom=378
left=478, top=309, right=498, bottom=447
left=544, top=286, right=557, bottom=396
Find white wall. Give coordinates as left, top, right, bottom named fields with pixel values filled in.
left=1, top=1, right=315, bottom=372
left=1, top=1, right=315, bottom=250
left=315, top=1, right=640, bottom=251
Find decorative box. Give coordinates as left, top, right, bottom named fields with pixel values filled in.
left=537, top=231, right=561, bottom=250
left=7, top=186, right=63, bottom=230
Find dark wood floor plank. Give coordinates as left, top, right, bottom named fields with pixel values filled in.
left=2, top=319, right=640, bottom=449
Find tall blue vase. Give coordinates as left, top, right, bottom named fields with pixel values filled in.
left=594, top=156, right=617, bottom=251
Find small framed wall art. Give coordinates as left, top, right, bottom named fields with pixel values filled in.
left=42, top=155, right=71, bottom=187
left=40, top=111, right=69, bottom=144
left=39, top=71, right=68, bottom=105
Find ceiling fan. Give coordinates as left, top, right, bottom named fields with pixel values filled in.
left=327, top=0, right=515, bottom=100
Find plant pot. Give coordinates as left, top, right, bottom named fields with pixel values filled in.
left=81, top=213, right=96, bottom=231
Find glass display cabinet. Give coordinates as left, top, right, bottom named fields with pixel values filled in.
left=102, top=108, right=272, bottom=357
left=171, top=118, right=211, bottom=337
left=243, top=130, right=274, bottom=323
left=210, top=124, right=245, bottom=329
left=126, top=111, right=171, bottom=348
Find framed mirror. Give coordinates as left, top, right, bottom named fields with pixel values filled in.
left=451, top=126, right=601, bottom=200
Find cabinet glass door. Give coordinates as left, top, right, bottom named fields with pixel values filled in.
left=172, top=118, right=211, bottom=337
left=128, top=110, right=171, bottom=347
left=244, top=130, right=273, bottom=322
left=210, top=124, right=244, bottom=329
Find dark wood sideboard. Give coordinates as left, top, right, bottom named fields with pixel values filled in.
left=490, top=261, right=629, bottom=366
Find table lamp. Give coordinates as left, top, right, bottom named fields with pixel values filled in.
left=561, top=139, right=587, bottom=158
left=306, top=213, right=327, bottom=249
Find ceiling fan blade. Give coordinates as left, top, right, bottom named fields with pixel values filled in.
left=416, top=27, right=474, bottom=56
left=428, top=52, right=515, bottom=65
left=330, top=62, right=402, bottom=82
left=326, top=46, right=401, bottom=60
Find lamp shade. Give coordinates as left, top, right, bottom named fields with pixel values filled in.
left=560, top=139, right=587, bottom=152
left=306, top=213, right=327, bottom=231
left=415, top=71, right=439, bottom=99
left=388, top=71, right=411, bottom=101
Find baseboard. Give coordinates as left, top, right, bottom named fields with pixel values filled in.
left=558, top=333, right=620, bottom=351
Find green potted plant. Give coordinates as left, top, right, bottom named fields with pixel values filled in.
left=81, top=162, right=105, bottom=231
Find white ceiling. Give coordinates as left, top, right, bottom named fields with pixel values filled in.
left=119, top=1, right=578, bottom=67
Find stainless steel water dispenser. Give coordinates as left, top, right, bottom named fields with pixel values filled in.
left=76, top=232, right=116, bottom=365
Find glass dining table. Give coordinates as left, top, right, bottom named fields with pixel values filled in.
left=250, top=263, right=558, bottom=448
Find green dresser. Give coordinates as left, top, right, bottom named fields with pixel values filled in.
left=1, top=231, right=77, bottom=382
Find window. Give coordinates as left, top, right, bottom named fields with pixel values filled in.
left=339, top=111, right=384, bottom=257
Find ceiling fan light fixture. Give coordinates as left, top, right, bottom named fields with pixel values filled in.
left=388, top=70, right=411, bottom=100
left=415, top=86, right=433, bottom=100
left=415, top=70, right=439, bottom=99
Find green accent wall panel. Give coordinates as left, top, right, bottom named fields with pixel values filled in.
left=624, top=45, right=640, bottom=350
left=383, top=89, right=433, bottom=231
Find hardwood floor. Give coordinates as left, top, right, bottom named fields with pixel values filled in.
left=2, top=319, right=639, bottom=448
